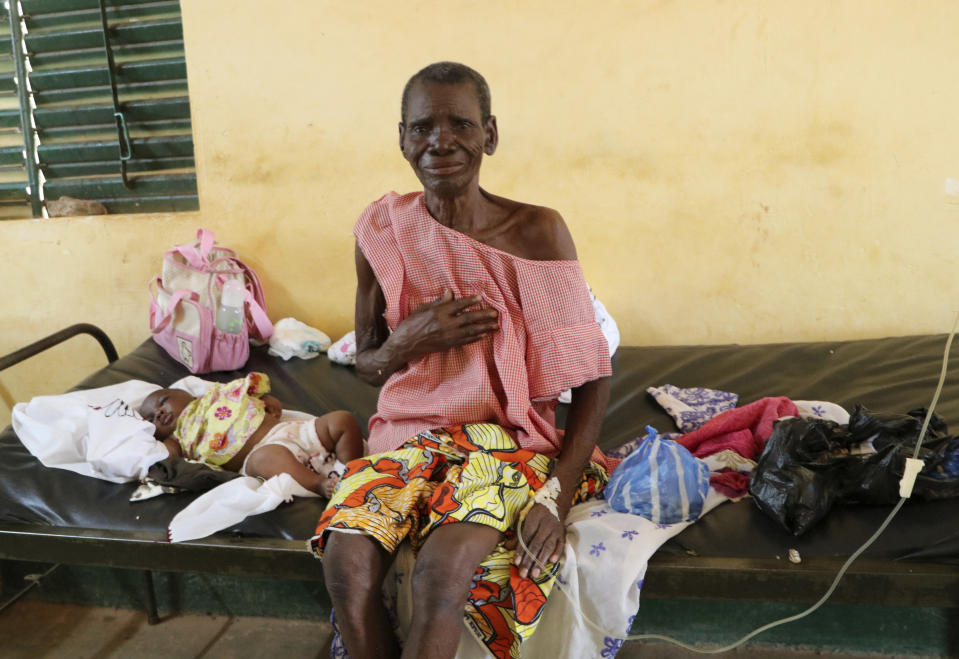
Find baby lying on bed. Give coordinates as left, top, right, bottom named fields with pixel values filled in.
left=139, top=372, right=364, bottom=497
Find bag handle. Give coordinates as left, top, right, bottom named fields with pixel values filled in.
left=234, top=258, right=271, bottom=340
left=244, top=289, right=274, bottom=341
left=148, top=277, right=197, bottom=333
left=174, top=228, right=217, bottom=270
left=234, top=258, right=267, bottom=306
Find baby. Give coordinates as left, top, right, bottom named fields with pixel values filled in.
left=138, top=372, right=363, bottom=497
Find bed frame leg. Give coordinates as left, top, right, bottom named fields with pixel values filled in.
left=141, top=570, right=159, bottom=625
left=948, top=607, right=959, bottom=659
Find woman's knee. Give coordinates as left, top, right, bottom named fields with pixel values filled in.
left=323, top=532, right=390, bottom=604
left=410, top=558, right=470, bottom=612
left=411, top=524, right=500, bottom=607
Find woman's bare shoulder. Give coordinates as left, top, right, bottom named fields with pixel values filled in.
left=512, top=204, right=577, bottom=261
left=485, top=193, right=577, bottom=261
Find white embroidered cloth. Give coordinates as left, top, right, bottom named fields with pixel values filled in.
left=12, top=379, right=166, bottom=482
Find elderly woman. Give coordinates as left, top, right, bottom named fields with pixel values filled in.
left=310, top=62, right=613, bottom=659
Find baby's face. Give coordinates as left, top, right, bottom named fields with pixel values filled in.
left=139, top=389, right=195, bottom=440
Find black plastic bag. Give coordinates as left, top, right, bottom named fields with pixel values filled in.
left=848, top=406, right=959, bottom=501
left=749, top=417, right=849, bottom=536
left=749, top=406, right=959, bottom=536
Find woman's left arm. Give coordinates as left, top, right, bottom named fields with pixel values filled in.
left=513, top=375, right=610, bottom=578
left=509, top=206, right=610, bottom=577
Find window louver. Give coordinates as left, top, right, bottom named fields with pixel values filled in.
left=3, top=0, right=198, bottom=217
left=0, top=3, right=38, bottom=217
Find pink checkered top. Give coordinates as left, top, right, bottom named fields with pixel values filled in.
left=356, top=192, right=613, bottom=468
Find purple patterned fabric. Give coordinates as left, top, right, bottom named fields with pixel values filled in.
left=646, top=384, right=739, bottom=433
left=330, top=609, right=348, bottom=658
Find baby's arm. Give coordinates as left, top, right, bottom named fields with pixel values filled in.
left=163, top=437, right=182, bottom=459
left=261, top=394, right=282, bottom=419
left=311, top=411, right=364, bottom=497
left=316, top=411, right=365, bottom=464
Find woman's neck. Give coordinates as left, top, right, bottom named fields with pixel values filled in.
left=423, top=185, right=487, bottom=233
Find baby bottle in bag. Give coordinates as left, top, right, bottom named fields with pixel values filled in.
left=216, top=279, right=245, bottom=334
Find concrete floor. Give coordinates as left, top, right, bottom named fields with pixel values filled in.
left=0, top=601, right=333, bottom=659
left=0, top=600, right=941, bottom=659
left=2, top=560, right=953, bottom=657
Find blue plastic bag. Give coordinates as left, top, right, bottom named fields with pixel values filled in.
left=606, top=426, right=711, bottom=524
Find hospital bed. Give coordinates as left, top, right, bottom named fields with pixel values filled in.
left=2, top=325, right=958, bottom=628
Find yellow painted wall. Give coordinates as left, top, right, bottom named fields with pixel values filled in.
left=2, top=0, right=959, bottom=427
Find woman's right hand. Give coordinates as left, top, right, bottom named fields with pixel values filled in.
left=390, top=289, right=499, bottom=361
left=354, top=243, right=499, bottom=385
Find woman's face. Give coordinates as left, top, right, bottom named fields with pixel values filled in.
left=399, top=81, right=498, bottom=199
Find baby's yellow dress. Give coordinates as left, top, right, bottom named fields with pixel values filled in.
left=174, top=372, right=270, bottom=466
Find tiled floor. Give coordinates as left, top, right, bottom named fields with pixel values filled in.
left=0, top=600, right=940, bottom=659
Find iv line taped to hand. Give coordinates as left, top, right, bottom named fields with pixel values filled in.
left=516, top=311, right=959, bottom=653
left=533, top=476, right=561, bottom=519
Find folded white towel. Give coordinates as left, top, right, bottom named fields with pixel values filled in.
left=268, top=317, right=332, bottom=361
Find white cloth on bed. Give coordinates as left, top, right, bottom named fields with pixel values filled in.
left=11, top=379, right=166, bottom=482
left=167, top=472, right=318, bottom=542
left=521, top=491, right=725, bottom=658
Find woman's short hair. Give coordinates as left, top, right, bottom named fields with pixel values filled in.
left=401, top=61, right=491, bottom=123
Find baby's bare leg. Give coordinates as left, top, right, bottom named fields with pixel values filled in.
left=242, top=444, right=324, bottom=494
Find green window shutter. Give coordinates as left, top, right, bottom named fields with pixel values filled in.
left=12, top=0, right=199, bottom=216
left=0, top=4, right=40, bottom=218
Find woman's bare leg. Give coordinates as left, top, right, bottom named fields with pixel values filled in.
left=403, top=522, right=501, bottom=659
left=323, top=531, right=400, bottom=659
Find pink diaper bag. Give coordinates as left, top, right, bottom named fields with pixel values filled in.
left=149, top=228, right=273, bottom=373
